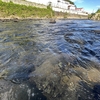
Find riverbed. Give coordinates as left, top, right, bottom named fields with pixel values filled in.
left=0, top=19, right=100, bottom=100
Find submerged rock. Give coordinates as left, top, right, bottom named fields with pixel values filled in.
left=92, top=29, right=100, bottom=34
left=49, top=19, right=56, bottom=24
left=0, top=81, right=47, bottom=100
left=5, top=65, right=35, bottom=84
left=29, top=53, right=100, bottom=100
left=0, top=69, right=8, bottom=79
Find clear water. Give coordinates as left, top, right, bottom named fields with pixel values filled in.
left=0, top=19, right=100, bottom=100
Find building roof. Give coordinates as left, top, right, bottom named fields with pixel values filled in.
left=75, top=8, right=83, bottom=10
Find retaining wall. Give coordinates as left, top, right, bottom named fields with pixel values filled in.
left=2, top=0, right=47, bottom=8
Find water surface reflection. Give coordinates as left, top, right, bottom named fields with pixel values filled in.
left=0, top=19, right=100, bottom=100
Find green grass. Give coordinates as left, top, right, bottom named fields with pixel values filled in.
left=96, top=9, right=100, bottom=13
left=88, top=9, right=100, bottom=20
left=0, top=0, right=54, bottom=18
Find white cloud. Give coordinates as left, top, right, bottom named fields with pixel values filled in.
left=71, top=0, right=84, bottom=3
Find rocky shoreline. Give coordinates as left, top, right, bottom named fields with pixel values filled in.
left=0, top=17, right=88, bottom=23
left=0, top=13, right=88, bottom=22
left=0, top=17, right=42, bottom=22
left=91, top=13, right=100, bottom=20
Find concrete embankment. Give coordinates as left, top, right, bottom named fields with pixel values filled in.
left=54, top=12, right=88, bottom=19
left=2, top=0, right=46, bottom=8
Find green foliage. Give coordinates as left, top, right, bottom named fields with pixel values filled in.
left=47, top=1, right=52, bottom=9
left=89, top=9, right=100, bottom=20
left=64, top=12, right=68, bottom=18
left=47, top=5, right=51, bottom=10
left=96, top=9, right=100, bottom=13
left=64, top=0, right=74, bottom=5
left=88, top=13, right=95, bottom=19
left=0, top=0, right=53, bottom=18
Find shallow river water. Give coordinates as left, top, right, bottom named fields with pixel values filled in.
left=0, top=19, right=100, bottom=100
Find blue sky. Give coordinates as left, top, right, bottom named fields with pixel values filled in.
left=71, top=0, right=100, bottom=13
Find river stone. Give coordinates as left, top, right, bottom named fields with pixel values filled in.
left=29, top=55, right=82, bottom=100
left=5, top=65, right=35, bottom=84
left=92, top=30, right=100, bottom=34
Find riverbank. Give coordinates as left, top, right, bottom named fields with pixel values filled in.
left=90, top=13, right=100, bottom=20
left=0, top=0, right=88, bottom=21
left=88, top=9, right=100, bottom=20
left=0, top=13, right=88, bottom=22
left=0, top=0, right=53, bottom=19
left=93, top=9, right=100, bottom=20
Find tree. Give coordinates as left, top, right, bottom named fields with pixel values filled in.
left=47, top=2, right=52, bottom=9
left=64, top=0, right=74, bottom=5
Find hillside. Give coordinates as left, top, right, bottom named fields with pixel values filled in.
left=0, top=0, right=53, bottom=19
left=96, top=9, right=100, bottom=13
left=89, top=9, right=100, bottom=20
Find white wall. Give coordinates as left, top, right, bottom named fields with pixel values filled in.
left=26, top=0, right=88, bottom=15
left=26, top=0, right=69, bottom=7
left=26, top=0, right=57, bottom=5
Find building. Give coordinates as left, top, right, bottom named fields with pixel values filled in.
left=68, top=4, right=76, bottom=10
left=26, top=0, right=88, bottom=15
left=75, top=8, right=84, bottom=12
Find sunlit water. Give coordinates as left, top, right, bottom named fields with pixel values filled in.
left=0, top=19, right=100, bottom=100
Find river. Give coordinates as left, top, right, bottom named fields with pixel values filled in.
left=0, top=19, right=100, bottom=100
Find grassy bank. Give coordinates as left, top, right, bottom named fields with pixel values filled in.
left=0, top=0, right=88, bottom=20
left=89, top=9, right=100, bottom=20
left=0, top=0, right=53, bottom=19
left=96, top=9, right=100, bottom=13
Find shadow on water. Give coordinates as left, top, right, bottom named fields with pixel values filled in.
left=76, top=81, right=100, bottom=100
left=10, top=81, right=47, bottom=100
left=93, top=84, right=100, bottom=100
left=0, top=19, right=100, bottom=100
